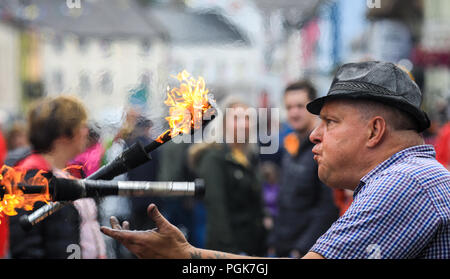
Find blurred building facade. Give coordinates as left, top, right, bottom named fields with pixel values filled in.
left=0, top=21, right=21, bottom=119
left=419, top=0, right=450, bottom=122
left=0, top=0, right=168, bottom=123
left=0, top=0, right=261, bottom=127
left=147, top=4, right=260, bottom=104
left=1, top=0, right=449, bottom=129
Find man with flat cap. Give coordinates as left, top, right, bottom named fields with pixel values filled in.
left=101, top=61, right=450, bottom=259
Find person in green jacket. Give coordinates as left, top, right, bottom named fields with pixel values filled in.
left=187, top=95, right=266, bottom=256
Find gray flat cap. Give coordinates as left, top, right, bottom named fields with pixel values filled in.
left=306, top=61, right=430, bottom=132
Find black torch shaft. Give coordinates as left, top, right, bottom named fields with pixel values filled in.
left=17, top=184, right=48, bottom=194
left=144, top=129, right=172, bottom=153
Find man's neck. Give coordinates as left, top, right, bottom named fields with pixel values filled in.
left=378, top=130, right=424, bottom=163
left=353, top=131, right=425, bottom=189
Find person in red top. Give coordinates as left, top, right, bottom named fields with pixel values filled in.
left=9, top=96, right=106, bottom=258
left=0, top=129, right=8, bottom=258
left=435, top=122, right=450, bottom=170
left=0, top=129, right=6, bottom=164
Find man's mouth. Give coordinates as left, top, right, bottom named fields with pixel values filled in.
left=313, top=155, right=320, bottom=163
left=312, top=149, right=321, bottom=163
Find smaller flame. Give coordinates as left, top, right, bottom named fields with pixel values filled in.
left=160, top=70, right=211, bottom=141
left=0, top=165, right=51, bottom=218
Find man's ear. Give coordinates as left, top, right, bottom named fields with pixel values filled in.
left=366, top=116, right=386, bottom=148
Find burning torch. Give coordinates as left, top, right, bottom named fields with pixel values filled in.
left=2, top=173, right=205, bottom=202
left=0, top=168, right=205, bottom=230
left=1, top=70, right=217, bottom=230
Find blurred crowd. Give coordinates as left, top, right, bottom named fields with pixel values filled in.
left=1, top=73, right=448, bottom=259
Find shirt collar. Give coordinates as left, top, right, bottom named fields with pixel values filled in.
left=353, top=145, right=436, bottom=197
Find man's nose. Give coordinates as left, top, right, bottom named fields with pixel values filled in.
left=309, top=123, right=322, bottom=144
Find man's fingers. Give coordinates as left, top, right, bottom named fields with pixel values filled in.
left=110, top=216, right=122, bottom=230
left=147, top=203, right=169, bottom=229
left=122, top=221, right=130, bottom=230
left=100, top=226, right=126, bottom=242
left=100, top=226, right=142, bottom=243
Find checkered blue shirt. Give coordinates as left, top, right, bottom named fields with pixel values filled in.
left=310, top=145, right=450, bottom=259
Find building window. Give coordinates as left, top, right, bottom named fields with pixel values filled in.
left=79, top=72, right=91, bottom=96
left=78, top=36, right=89, bottom=53
left=140, top=39, right=151, bottom=56
left=99, top=72, right=113, bottom=95
left=100, top=39, right=112, bottom=58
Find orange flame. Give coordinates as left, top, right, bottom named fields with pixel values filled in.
left=0, top=165, right=51, bottom=219
left=157, top=70, right=211, bottom=142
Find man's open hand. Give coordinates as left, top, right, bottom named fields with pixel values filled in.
left=100, top=203, right=193, bottom=259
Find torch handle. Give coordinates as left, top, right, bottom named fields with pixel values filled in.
left=19, top=201, right=67, bottom=231
left=113, top=179, right=205, bottom=198
left=116, top=181, right=196, bottom=197
left=50, top=179, right=205, bottom=201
